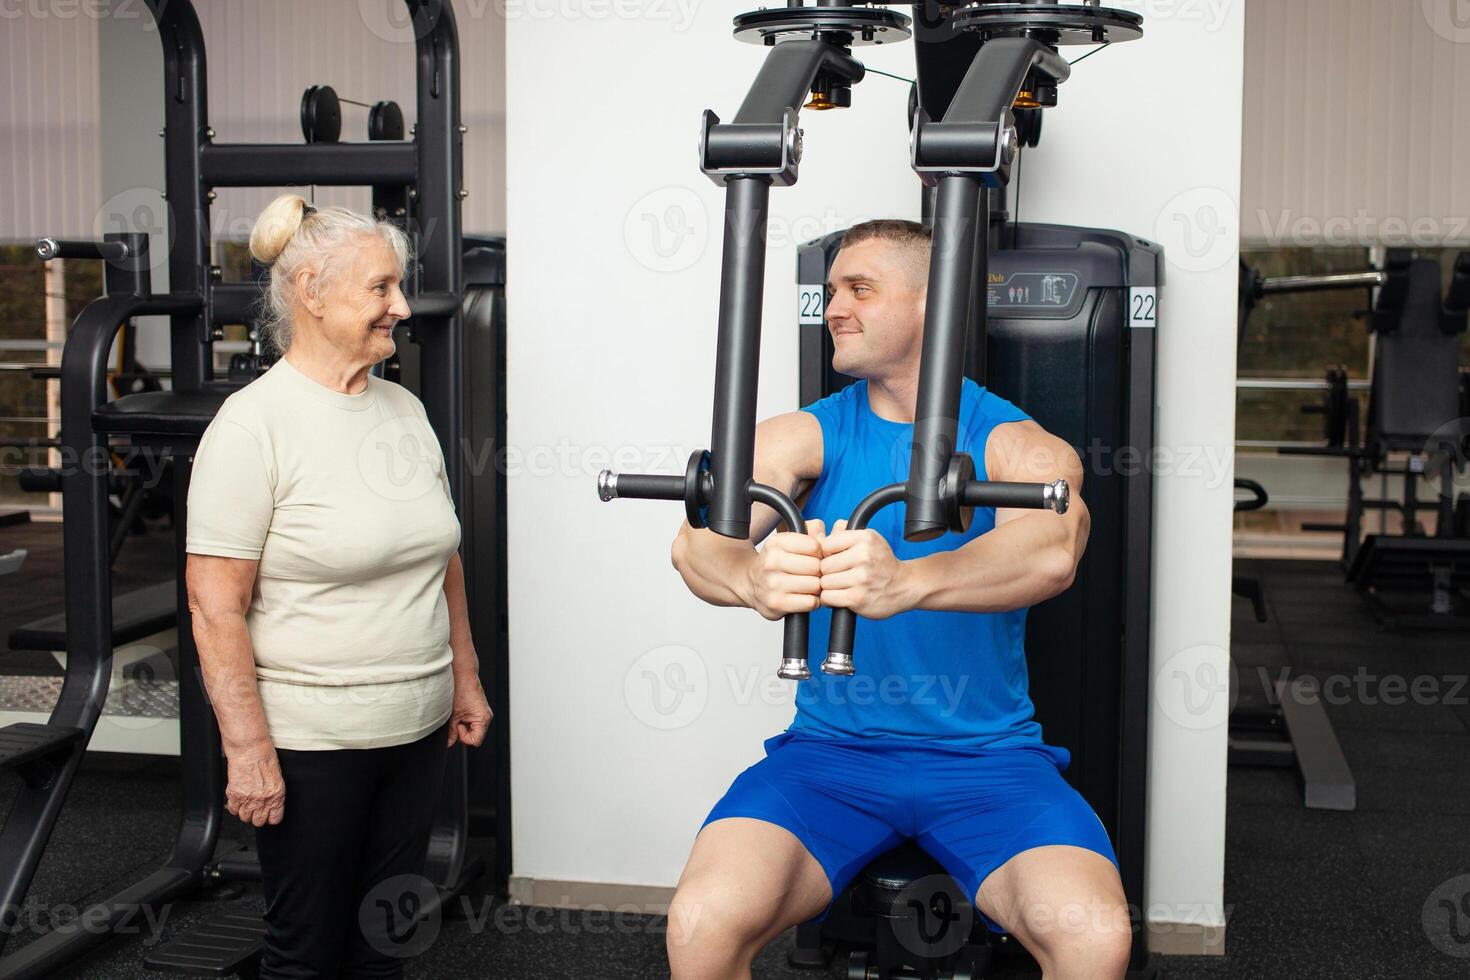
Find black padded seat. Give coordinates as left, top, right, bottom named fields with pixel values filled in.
left=92, top=386, right=239, bottom=437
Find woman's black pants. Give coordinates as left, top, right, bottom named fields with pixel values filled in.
left=254, top=723, right=449, bottom=979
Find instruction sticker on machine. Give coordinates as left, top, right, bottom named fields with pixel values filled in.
left=987, top=272, right=1078, bottom=309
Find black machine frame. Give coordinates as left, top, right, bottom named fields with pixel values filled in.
left=0, top=2, right=510, bottom=977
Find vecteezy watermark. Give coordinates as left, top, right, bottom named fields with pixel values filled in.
left=1255, top=209, right=1470, bottom=249
left=623, top=656, right=978, bottom=732
left=459, top=898, right=670, bottom=937
left=624, top=644, right=709, bottom=730
left=1254, top=666, right=1469, bottom=709
left=459, top=436, right=693, bottom=482
left=0, top=0, right=157, bottom=24
left=358, top=415, right=447, bottom=503
left=1109, top=0, right=1234, bottom=32
left=1424, top=875, right=1470, bottom=958
left=358, top=874, right=441, bottom=959
left=1155, top=644, right=1235, bottom=731
left=1422, top=0, right=1470, bottom=44
left=1421, top=417, right=1470, bottom=502
left=1154, top=186, right=1239, bottom=274
left=358, top=0, right=701, bottom=42
left=891, top=874, right=976, bottom=961
left=0, top=443, right=172, bottom=487
left=0, top=898, right=170, bottom=939
left=623, top=186, right=709, bottom=274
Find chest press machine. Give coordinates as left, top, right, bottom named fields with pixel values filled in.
left=598, top=3, right=1160, bottom=977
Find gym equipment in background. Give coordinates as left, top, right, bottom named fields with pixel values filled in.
left=0, top=3, right=511, bottom=977
left=1246, top=251, right=1470, bottom=627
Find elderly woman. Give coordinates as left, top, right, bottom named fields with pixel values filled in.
left=185, top=194, right=492, bottom=979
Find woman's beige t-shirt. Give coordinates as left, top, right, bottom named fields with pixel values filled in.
left=185, top=357, right=461, bottom=750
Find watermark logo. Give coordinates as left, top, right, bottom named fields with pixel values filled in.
left=891, top=873, right=976, bottom=961
left=624, top=644, right=708, bottom=730
left=92, top=187, right=172, bottom=273
left=1423, top=0, right=1470, bottom=43
left=359, top=874, right=441, bottom=958
left=1424, top=875, right=1470, bottom=958
left=1155, top=186, right=1238, bottom=274
left=357, top=0, right=440, bottom=43
left=358, top=416, right=444, bottom=502
left=623, top=187, right=708, bottom=274
left=1156, top=645, right=1236, bottom=731
left=1421, top=417, right=1470, bottom=502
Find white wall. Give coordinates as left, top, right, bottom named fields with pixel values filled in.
left=1241, top=0, right=1470, bottom=247
left=507, top=0, right=1243, bottom=948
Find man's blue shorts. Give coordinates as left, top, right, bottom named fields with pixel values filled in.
left=701, top=731, right=1117, bottom=930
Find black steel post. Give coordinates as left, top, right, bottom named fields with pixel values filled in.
left=906, top=174, right=980, bottom=541
left=708, top=177, right=771, bottom=539
left=148, top=0, right=211, bottom=380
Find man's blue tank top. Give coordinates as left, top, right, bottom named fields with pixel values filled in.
left=790, top=378, right=1045, bottom=749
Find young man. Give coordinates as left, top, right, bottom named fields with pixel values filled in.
left=667, top=220, right=1132, bottom=980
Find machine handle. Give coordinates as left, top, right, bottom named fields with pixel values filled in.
left=825, top=477, right=1068, bottom=676
left=35, top=238, right=131, bottom=262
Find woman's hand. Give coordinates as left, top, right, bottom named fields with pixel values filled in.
left=448, top=670, right=493, bottom=747
left=224, top=740, right=286, bottom=827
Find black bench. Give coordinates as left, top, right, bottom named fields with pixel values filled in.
left=8, top=580, right=177, bottom=653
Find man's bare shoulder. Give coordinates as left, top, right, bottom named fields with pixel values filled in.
left=755, top=410, right=824, bottom=484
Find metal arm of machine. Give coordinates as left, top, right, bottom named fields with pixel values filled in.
left=599, top=32, right=867, bottom=682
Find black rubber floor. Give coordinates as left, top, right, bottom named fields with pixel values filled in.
left=2, top=555, right=1468, bottom=978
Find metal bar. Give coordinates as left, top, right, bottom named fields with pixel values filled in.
left=209, top=283, right=260, bottom=325
left=1236, top=377, right=1371, bottom=391
left=747, top=482, right=810, bottom=679
left=1240, top=439, right=1349, bottom=449
left=0, top=341, right=65, bottom=352
left=153, top=0, right=210, bottom=380
left=200, top=142, right=417, bottom=187
left=907, top=174, right=978, bottom=540
left=34, top=239, right=129, bottom=263
left=733, top=40, right=863, bottom=123
left=1257, top=270, right=1385, bottom=295
left=707, top=177, right=770, bottom=539
left=826, top=484, right=908, bottom=673
left=1119, top=251, right=1158, bottom=975
left=409, top=0, right=472, bottom=902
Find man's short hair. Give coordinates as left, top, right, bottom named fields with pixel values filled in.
left=839, top=219, right=931, bottom=287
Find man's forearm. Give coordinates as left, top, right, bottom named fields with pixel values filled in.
left=900, top=515, right=1076, bottom=614
left=672, top=531, right=756, bottom=608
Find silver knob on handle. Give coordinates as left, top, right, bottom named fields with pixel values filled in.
left=597, top=469, right=617, bottom=502
left=1043, top=478, right=1070, bottom=515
